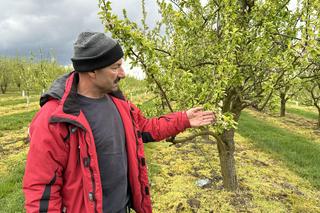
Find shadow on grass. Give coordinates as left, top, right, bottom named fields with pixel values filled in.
left=238, top=111, right=320, bottom=189
left=286, top=106, right=318, bottom=121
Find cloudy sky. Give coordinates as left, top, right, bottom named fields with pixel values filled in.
left=0, top=0, right=160, bottom=78
left=0, top=0, right=296, bottom=76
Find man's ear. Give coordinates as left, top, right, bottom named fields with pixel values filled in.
left=87, top=70, right=96, bottom=79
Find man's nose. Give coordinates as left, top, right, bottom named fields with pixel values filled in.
left=118, top=67, right=126, bottom=79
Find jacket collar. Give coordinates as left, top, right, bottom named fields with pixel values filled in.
left=62, top=72, right=81, bottom=116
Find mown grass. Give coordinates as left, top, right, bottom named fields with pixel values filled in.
left=0, top=110, right=38, bottom=131
left=1, top=81, right=320, bottom=212
left=0, top=88, right=40, bottom=107
left=238, top=110, right=320, bottom=189
left=144, top=142, right=162, bottom=186
left=287, top=105, right=318, bottom=120
left=0, top=91, right=38, bottom=212
left=0, top=152, right=26, bottom=212
left=146, top=132, right=320, bottom=212
left=0, top=96, right=39, bottom=107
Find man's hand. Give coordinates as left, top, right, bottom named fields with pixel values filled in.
left=186, top=107, right=216, bottom=127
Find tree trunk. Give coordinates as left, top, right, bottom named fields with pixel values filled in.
left=280, top=92, right=286, bottom=117
left=317, top=108, right=320, bottom=129
left=217, top=128, right=238, bottom=191
left=201, top=127, right=210, bottom=141
left=26, top=91, right=30, bottom=107
left=0, top=83, right=7, bottom=94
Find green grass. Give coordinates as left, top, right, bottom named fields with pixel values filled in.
left=238, top=111, right=320, bottom=189
left=0, top=110, right=38, bottom=131
left=1, top=82, right=320, bottom=212
left=0, top=88, right=41, bottom=106
left=144, top=142, right=163, bottom=178
left=0, top=97, right=39, bottom=107
left=0, top=155, right=26, bottom=212
left=286, top=106, right=318, bottom=120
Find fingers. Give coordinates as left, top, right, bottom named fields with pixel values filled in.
left=197, top=111, right=215, bottom=120
left=202, top=117, right=215, bottom=122
left=203, top=115, right=215, bottom=123
left=194, top=118, right=214, bottom=127
left=199, top=111, right=215, bottom=116
left=187, top=107, right=205, bottom=120
left=190, top=112, right=216, bottom=127
left=187, top=107, right=217, bottom=127
left=201, top=111, right=216, bottom=125
left=201, top=119, right=214, bottom=126
left=191, top=107, right=204, bottom=113
left=188, top=107, right=215, bottom=115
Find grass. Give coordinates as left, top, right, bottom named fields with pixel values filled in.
left=0, top=88, right=40, bottom=107
left=145, top=133, right=320, bottom=212
left=0, top=151, right=27, bottom=212
left=238, top=110, right=320, bottom=189
left=144, top=142, right=165, bottom=177
left=1, top=82, right=320, bottom=212
left=286, top=105, right=318, bottom=120
left=0, top=96, right=39, bottom=107
left=0, top=91, right=39, bottom=212
left=144, top=104, right=320, bottom=212
left=0, top=110, right=38, bottom=131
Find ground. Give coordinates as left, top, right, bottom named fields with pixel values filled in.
left=0, top=80, right=319, bottom=212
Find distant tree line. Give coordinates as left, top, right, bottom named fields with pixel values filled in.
left=0, top=52, right=70, bottom=97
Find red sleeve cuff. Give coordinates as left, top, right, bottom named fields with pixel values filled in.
left=182, top=111, right=191, bottom=128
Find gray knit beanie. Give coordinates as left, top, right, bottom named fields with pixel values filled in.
left=71, top=32, right=124, bottom=72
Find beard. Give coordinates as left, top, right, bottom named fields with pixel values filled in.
left=110, top=77, right=121, bottom=92
left=114, top=77, right=121, bottom=84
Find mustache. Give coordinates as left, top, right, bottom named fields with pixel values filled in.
left=114, top=77, right=121, bottom=84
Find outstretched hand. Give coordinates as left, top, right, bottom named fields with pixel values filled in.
left=186, top=107, right=216, bottom=127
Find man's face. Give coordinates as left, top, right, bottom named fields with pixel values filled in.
left=93, top=58, right=125, bottom=93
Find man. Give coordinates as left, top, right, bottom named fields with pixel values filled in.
left=23, top=32, right=215, bottom=213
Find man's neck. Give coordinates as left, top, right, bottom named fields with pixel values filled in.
left=77, top=77, right=105, bottom=99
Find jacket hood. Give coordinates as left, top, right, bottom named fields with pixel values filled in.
left=40, top=71, right=126, bottom=108
left=40, top=72, right=71, bottom=107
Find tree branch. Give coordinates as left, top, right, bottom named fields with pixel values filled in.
left=155, top=48, right=172, bottom=56
left=168, top=130, right=220, bottom=145
left=129, top=48, right=174, bottom=112
left=169, top=0, right=188, bottom=16
left=257, top=89, right=274, bottom=111
left=192, top=61, right=216, bottom=67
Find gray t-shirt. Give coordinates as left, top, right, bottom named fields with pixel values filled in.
left=78, top=94, right=129, bottom=213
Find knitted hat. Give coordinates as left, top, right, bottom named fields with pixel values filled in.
left=71, top=32, right=124, bottom=72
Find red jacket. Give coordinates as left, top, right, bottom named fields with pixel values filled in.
left=23, top=72, right=190, bottom=213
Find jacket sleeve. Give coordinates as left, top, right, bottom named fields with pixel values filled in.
left=129, top=102, right=191, bottom=142
left=23, top=114, right=68, bottom=213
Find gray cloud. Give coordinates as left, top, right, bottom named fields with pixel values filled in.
left=0, top=0, right=159, bottom=65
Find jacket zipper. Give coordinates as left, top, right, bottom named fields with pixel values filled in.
left=128, top=104, right=145, bottom=213
left=84, top=131, right=98, bottom=213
